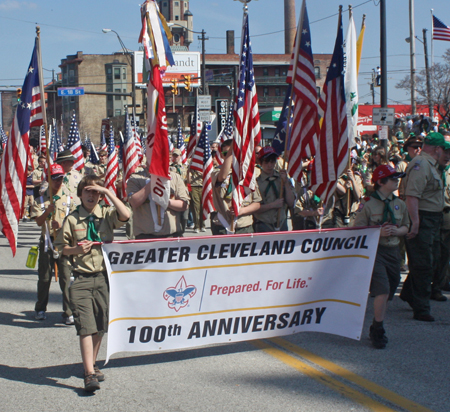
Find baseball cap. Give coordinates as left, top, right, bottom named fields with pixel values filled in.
left=372, top=165, right=405, bottom=183
left=50, top=164, right=65, bottom=179
left=258, top=146, right=278, bottom=160
left=424, top=132, right=450, bottom=150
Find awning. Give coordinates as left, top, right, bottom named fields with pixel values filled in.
left=259, top=110, right=281, bottom=123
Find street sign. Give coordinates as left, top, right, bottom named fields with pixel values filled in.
left=198, top=96, right=211, bottom=110
left=372, top=107, right=395, bottom=126
left=199, top=110, right=211, bottom=122
left=58, top=87, right=85, bottom=97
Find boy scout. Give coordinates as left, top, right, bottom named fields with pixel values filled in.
left=211, top=139, right=262, bottom=235
left=31, top=164, right=77, bottom=322
left=400, top=132, right=450, bottom=322
left=253, top=146, right=295, bottom=232
left=55, top=175, right=130, bottom=392
left=56, top=150, right=82, bottom=205
left=352, top=165, right=409, bottom=349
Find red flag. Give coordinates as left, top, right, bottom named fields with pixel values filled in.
left=286, top=0, right=319, bottom=181
left=0, top=38, right=43, bottom=255
left=310, top=12, right=348, bottom=205
left=231, top=14, right=261, bottom=216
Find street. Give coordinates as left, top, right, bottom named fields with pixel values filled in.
left=0, top=221, right=449, bottom=412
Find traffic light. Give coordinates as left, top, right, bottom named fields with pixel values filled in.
left=171, top=79, right=179, bottom=95
left=16, top=87, right=22, bottom=102
left=184, top=75, right=192, bottom=92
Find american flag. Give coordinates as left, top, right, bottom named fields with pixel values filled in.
left=53, top=119, right=64, bottom=154
left=66, top=112, right=84, bottom=171
left=48, top=123, right=58, bottom=164
left=285, top=0, right=319, bottom=181
left=433, top=15, right=450, bottom=42
left=200, top=125, right=215, bottom=219
left=231, top=13, right=261, bottom=216
left=121, top=110, right=139, bottom=198
left=310, top=11, right=348, bottom=205
left=131, top=110, right=143, bottom=161
left=1, top=123, right=8, bottom=150
left=104, top=127, right=118, bottom=200
left=187, top=104, right=202, bottom=159
left=39, top=125, right=46, bottom=156
left=271, top=84, right=293, bottom=156
left=177, top=118, right=187, bottom=164
left=89, top=140, right=99, bottom=165
left=100, top=129, right=107, bottom=152
left=168, top=135, right=174, bottom=152
left=0, top=38, right=43, bottom=255
left=190, top=122, right=207, bottom=173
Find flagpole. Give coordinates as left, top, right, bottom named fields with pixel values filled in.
left=430, top=9, right=434, bottom=68
left=345, top=5, right=353, bottom=224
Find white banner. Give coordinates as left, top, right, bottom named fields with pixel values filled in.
left=102, top=227, right=380, bottom=363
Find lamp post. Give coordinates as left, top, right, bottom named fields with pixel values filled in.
left=408, top=0, right=417, bottom=115
left=102, top=28, right=136, bottom=111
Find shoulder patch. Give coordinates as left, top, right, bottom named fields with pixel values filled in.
left=413, top=164, right=420, bottom=171
left=395, top=205, right=399, bottom=210
left=364, top=196, right=371, bottom=202
left=358, top=203, right=365, bottom=211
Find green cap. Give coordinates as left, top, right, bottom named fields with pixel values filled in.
left=424, top=132, right=450, bottom=150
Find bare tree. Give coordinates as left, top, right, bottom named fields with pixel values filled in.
left=396, top=49, right=450, bottom=120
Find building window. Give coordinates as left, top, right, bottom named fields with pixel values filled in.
left=107, top=109, right=113, bottom=117
left=106, top=67, right=112, bottom=80
left=281, top=69, right=287, bottom=76
left=122, top=68, right=126, bottom=80
left=115, top=109, right=121, bottom=116
left=275, top=68, right=280, bottom=77
left=263, top=87, right=269, bottom=97
left=115, top=88, right=121, bottom=100
left=114, top=68, right=121, bottom=80
left=263, top=68, right=269, bottom=76
left=175, top=15, right=179, bottom=20
left=215, top=90, right=220, bottom=97
left=123, top=88, right=127, bottom=100
left=174, top=1, right=179, bottom=5
left=275, top=87, right=281, bottom=96
left=314, top=67, right=321, bottom=79
left=174, top=33, right=180, bottom=43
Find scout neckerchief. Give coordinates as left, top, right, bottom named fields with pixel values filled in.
left=264, top=176, right=279, bottom=199
left=370, top=191, right=397, bottom=225
left=76, top=206, right=102, bottom=242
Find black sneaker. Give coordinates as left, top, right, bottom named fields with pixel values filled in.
left=369, top=325, right=387, bottom=349
left=84, top=373, right=100, bottom=392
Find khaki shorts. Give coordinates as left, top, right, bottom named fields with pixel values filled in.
left=69, top=271, right=109, bottom=336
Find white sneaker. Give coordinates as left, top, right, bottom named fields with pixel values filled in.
left=200, top=227, right=206, bottom=232
left=194, top=228, right=200, bottom=233
left=35, top=311, right=46, bottom=320
left=65, top=315, right=74, bottom=325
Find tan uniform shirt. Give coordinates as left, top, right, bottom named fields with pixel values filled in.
left=352, top=192, right=409, bottom=247
left=126, top=170, right=190, bottom=237
left=55, top=204, right=127, bottom=274
left=396, top=160, right=408, bottom=199
left=189, top=169, right=202, bottom=187
left=32, top=167, right=44, bottom=186
left=170, top=163, right=188, bottom=182
left=254, top=170, right=295, bottom=225
left=442, top=168, right=450, bottom=229
left=404, top=151, right=444, bottom=212
left=30, top=188, right=76, bottom=237
left=63, top=170, right=82, bottom=205
left=211, top=169, right=262, bottom=229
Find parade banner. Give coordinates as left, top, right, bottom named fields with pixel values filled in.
left=102, top=227, right=380, bottom=362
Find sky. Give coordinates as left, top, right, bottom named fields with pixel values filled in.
left=0, top=0, right=450, bottom=107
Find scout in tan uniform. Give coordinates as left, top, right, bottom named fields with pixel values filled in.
left=55, top=175, right=130, bottom=392
left=31, top=164, right=77, bottom=322
left=321, top=168, right=363, bottom=228
left=353, top=165, right=409, bottom=349
left=253, top=146, right=295, bottom=232
left=56, top=150, right=82, bottom=205
left=400, top=132, right=450, bottom=322
left=188, top=168, right=204, bottom=233
left=92, top=150, right=108, bottom=177
left=127, top=169, right=189, bottom=239
left=211, top=139, right=262, bottom=235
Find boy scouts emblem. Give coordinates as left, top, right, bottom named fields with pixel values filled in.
left=163, top=276, right=197, bottom=312
left=395, top=205, right=399, bottom=210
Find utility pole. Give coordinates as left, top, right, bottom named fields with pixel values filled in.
left=423, top=28, right=434, bottom=119
left=409, top=0, right=417, bottom=115
left=198, top=29, right=209, bottom=95
left=380, top=0, right=388, bottom=158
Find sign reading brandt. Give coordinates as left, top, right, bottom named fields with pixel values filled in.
left=135, top=51, right=201, bottom=88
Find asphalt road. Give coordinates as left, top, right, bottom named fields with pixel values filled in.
left=0, top=220, right=449, bottom=412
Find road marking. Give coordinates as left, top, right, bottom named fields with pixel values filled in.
left=268, top=337, right=434, bottom=412
left=252, top=339, right=395, bottom=412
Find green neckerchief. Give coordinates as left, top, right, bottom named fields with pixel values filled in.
left=370, top=191, right=397, bottom=225
left=225, top=178, right=232, bottom=199
left=174, top=165, right=182, bottom=176
left=76, top=205, right=102, bottom=242
left=405, top=153, right=412, bottom=162
left=63, top=175, right=69, bottom=186
left=264, top=176, right=279, bottom=199
left=53, top=194, right=61, bottom=202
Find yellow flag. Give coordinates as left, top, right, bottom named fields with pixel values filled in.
left=356, top=16, right=366, bottom=76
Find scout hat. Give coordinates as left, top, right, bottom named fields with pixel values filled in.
left=258, top=146, right=278, bottom=160
left=56, top=149, right=75, bottom=163
left=372, top=164, right=405, bottom=183
left=403, top=134, right=423, bottom=150
left=50, top=164, right=65, bottom=179
left=424, top=132, right=450, bottom=150
left=172, top=148, right=182, bottom=156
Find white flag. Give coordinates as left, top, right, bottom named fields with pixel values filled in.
left=344, top=14, right=358, bottom=148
